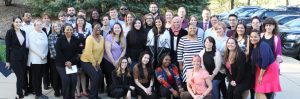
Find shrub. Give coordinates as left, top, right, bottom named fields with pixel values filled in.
left=24, top=0, right=209, bottom=19
left=0, top=44, right=6, bottom=62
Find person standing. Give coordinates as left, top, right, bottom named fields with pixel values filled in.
left=198, top=8, right=212, bottom=32
left=27, top=19, right=49, bottom=99
left=249, top=30, right=281, bottom=99
left=6, top=16, right=28, bottom=99
left=177, top=25, right=203, bottom=82
left=80, top=24, right=105, bottom=99
left=177, top=7, right=189, bottom=28
left=55, top=24, right=80, bottom=99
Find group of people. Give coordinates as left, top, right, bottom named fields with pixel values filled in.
left=5, top=2, right=282, bottom=99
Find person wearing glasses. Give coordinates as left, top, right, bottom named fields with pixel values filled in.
left=119, top=5, right=129, bottom=21
left=226, top=14, right=238, bottom=37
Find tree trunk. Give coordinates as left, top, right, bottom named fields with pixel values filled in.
left=231, top=0, right=234, bottom=9
left=286, top=0, right=289, bottom=6
left=247, top=0, right=251, bottom=5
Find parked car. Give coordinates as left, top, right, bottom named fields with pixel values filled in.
left=280, top=18, right=300, bottom=59
left=220, top=6, right=261, bottom=20
left=277, top=6, right=300, bottom=14
left=251, top=9, right=298, bottom=21
left=274, top=15, right=300, bottom=25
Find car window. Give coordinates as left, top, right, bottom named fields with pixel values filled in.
left=252, top=10, right=264, bottom=17
left=264, top=11, right=280, bottom=18
left=285, top=19, right=300, bottom=27
left=279, top=17, right=293, bottom=25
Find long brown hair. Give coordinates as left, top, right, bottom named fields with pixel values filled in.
left=111, top=23, right=125, bottom=50
left=224, top=38, right=241, bottom=63
left=115, top=57, right=131, bottom=77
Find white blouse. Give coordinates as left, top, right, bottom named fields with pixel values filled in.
left=27, top=29, right=48, bottom=66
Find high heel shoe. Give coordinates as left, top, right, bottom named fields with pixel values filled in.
left=81, top=92, right=88, bottom=97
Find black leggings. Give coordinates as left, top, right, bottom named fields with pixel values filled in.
left=100, top=59, right=115, bottom=93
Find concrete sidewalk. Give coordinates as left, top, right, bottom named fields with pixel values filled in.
left=1, top=56, right=300, bottom=99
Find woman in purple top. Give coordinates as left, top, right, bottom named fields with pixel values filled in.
left=102, top=23, right=126, bottom=97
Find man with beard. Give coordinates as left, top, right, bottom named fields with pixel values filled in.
left=20, top=12, right=34, bottom=96
left=67, top=6, right=76, bottom=25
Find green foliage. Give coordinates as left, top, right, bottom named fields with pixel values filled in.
left=0, top=44, right=6, bottom=62
left=24, top=0, right=209, bottom=19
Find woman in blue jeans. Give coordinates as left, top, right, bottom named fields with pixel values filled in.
left=199, top=36, right=223, bottom=99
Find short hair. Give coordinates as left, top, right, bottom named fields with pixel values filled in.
left=22, top=12, right=31, bottom=17
left=58, top=11, right=67, bottom=17
left=210, top=15, right=219, bottom=19
left=109, top=7, right=118, bottom=11
left=149, top=2, right=158, bottom=7
left=78, top=9, right=86, bottom=14
left=229, top=14, right=238, bottom=19
left=203, top=7, right=210, bottom=12
left=33, top=18, right=43, bottom=26
left=41, top=12, right=51, bottom=19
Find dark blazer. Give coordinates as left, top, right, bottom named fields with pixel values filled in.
left=198, top=21, right=212, bottom=30
left=226, top=51, right=249, bottom=84
left=55, top=35, right=80, bottom=67
left=42, top=26, right=52, bottom=36
left=5, top=29, right=28, bottom=63
left=169, top=28, right=188, bottom=64
left=110, top=70, right=133, bottom=91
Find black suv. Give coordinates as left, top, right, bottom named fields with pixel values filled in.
left=251, top=9, right=298, bottom=20
left=280, top=28, right=300, bottom=59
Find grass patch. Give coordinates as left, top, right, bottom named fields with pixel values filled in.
left=0, top=44, right=6, bottom=62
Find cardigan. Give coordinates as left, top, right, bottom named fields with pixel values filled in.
left=80, top=35, right=105, bottom=67
left=155, top=65, right=182, bottom=92
left=226, top=51, right=249, bottom=84
left=27, top=29, right=48, bottom=66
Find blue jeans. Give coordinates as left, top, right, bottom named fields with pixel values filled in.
left=212, top=80, right=221, bottom=99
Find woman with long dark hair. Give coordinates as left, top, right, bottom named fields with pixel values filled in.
left=133, top=51, right=157, bottom=99
left=126, top=19, right=147, bottom=70
left=249, top=30, right=281, bottom=99
left=6, top=16, right=28, bottom=99
left=146, top=16, right=171, bottom=69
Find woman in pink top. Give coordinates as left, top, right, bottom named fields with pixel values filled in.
left=180, top=55, right=212, bottom=99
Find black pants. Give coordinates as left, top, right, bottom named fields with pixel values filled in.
left=100, top=58, right=115, bottom=94
left=81, top=61, right=103, bottom=99
left=135, top=82, right=157, bottom=99
left=219, top=73, right=227, bottom=99
left=24, top=66, right=33, bottom=92
left=11, top=60, right=27, bottom=98
left=160, top=84, right=179, bottom=99
left=31, top=64, right=45, bottom=96
left=111, top=88, right=129, bottom=99
left=50, top=59, right=61, bottom=93
left=56, top=66, right=77, bottom=99
left=227, top=84, right=246, bottom=99
left=43, top=57, right=52, bottom=88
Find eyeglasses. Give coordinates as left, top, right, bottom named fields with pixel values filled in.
left=120, top=8, right=128, bottom=10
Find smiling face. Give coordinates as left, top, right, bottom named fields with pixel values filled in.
left=109, top=9, right=118, bottom=19
left=34, top=20, right=43, bottom=31
left=52, top=23, right=61, bottom=33
left=93, top=24, right=101, bottom=35
left=189, top=17, right=198, bottom=26
left=134, top=20, right=142, bottom=30
left=165, top=11, right=173, bottom=22
left=192, top=56, right=201, bottom=70
left=113, top=24, right=122, bottom=35
left=126, top=14, right=134, bottom=25
left=215, top=24, right=224, bottom=36
left=76, top=18, right=85, bottom=27
left=204, top=38, right=213, bottom=49
left=92, top=11, right=99, bottom=20
left=188, top=25, right=197, bottom=36
left=236, top=24, right=245, bottom=36
left=155, top=19, right=163, bottom=28
left=210, top=17, right=219, bottom=26
left=252, top=18, right=261, bottom=30
left=142, top=54, right=150, bottom=65
left=145, top=15, right=154, bottom=26
left=172, top=17, right=181, bottom=28
left=42, top=15, right=50, bottom=25
left=121, top=59, right=128, bottom=70
left=162, top=55, right=171, bottom=67
left=178, top=7, right=186, bottom=19
left=226, top=39, right=237, bottom=51
left=264, top=24, right=275, bottom=33
left=67, top=7, right=76, bottom=17
left=149, top=4, right=158, bottom=14
left=13, top=18, right=22, bottom=29
left=250, top=32, right=260, bottom=46
left=64, top=25, right=74, bottom=37
left=202, top=9, right=210, bottom=21
left=102, top=16, right=110, bottom=26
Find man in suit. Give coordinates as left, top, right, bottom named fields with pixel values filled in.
left=198, top=7, right=212, bottom=32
